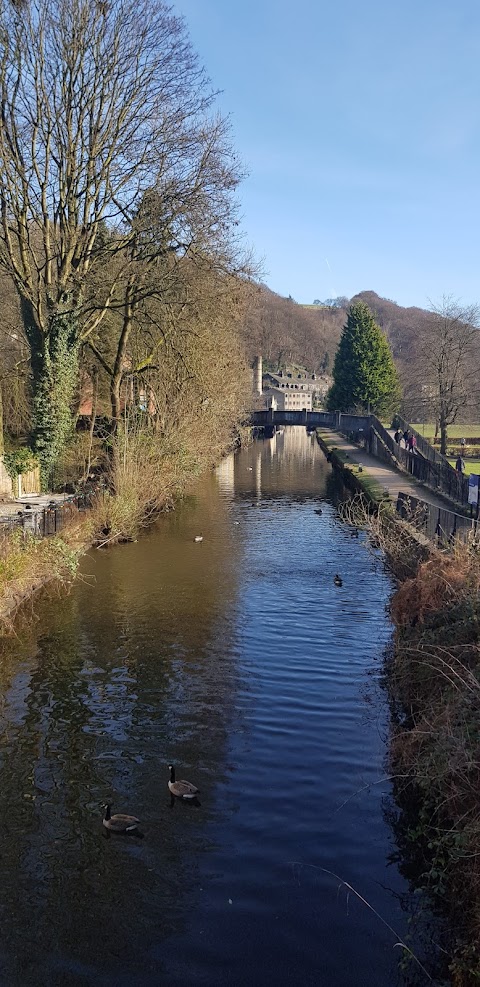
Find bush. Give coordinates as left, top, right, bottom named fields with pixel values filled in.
left=3, top=447, right=38, bottom=479
left=388, top=541, right=480, bottom=983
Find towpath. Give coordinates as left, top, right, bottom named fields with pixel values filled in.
left=321, top=429, right=454, bottom=512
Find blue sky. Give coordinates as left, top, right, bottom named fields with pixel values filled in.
left=174, top=0, right=480, bottom=309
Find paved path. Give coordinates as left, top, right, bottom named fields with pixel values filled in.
left=322, top=429, right=453, bottom=512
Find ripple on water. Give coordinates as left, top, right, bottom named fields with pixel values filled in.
left=0, top=434, right=434, bottom=987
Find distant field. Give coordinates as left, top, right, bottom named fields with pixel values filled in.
left=412, top=424, right=480, bottom=440
left=448, top=460, right=480, bottom=476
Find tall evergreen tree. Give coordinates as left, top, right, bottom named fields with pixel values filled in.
left=327, top=301, right=399, bottom=416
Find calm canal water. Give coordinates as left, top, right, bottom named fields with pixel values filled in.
left=0, top=429, right=436, bottom=986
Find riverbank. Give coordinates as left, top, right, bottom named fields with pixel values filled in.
left=319, top=425, right=480, bottom=981
left=0, top=421, right=252, bottom=630
left=0, top=511, right=91, bottom=630
left=316, top=427, right=462, bottom=514
left=316, top=429, right=388, bottom=504
left=388, top=545, right=480, bottom=985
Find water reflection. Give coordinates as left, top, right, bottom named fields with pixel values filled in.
left=0, top=428, right=438, bottom=986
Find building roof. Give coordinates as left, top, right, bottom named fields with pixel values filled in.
left=264, top=377, right=312, bottom=391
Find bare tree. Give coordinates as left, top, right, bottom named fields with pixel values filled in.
left=0, top=0, right=244, bottom=485
left=411, top=298, right=480, bottom=454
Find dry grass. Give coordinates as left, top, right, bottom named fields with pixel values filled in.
left=339, top=493, right=480, bottom=978
left=339, top=493, right=429, bottom=579
left=0, top=516, right=88, bottom=631
left=89, top=408, right=239, bottom=546
left=391, top=554, right=480, bottom=628
left=388, top=539, right=480, bottom=983
left=53, top=432, right=108, bottom=490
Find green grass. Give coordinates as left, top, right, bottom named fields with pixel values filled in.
left=412, top=423, right=480, bottom=440
left=448, top=460, right=480, bottom=477
left=316, top=430, right=388, bottom=504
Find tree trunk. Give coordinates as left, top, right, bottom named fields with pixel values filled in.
left=0, top=380, right=3, bottom=455
left=110, top=282, right=135, bottom=423
left=29, top=309, right=81, bottom=490
left=440, top=417, right=448, bottom=456
left=110, top=374, right=122, bottom=423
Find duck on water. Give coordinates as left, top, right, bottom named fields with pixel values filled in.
left=168, top=765, right=200, bottom=800
left=102, top=803, right=140, bottom=833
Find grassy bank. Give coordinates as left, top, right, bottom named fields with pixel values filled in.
left=0, top=512, right=92, bottom=630
left=315, top=429, right=388, bottom=504
left=333, top=480, right=480, bottom=980
left=383, top=528, right=480, bottom=982
left=0, top=416, right=251, bottom=628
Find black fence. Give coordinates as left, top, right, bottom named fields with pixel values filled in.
left=0, top=493, right=92, bottom=538
left=392, top=414, right=447, bottom=467
left=365, top=416, right=470, bottom=507
left=396, top=491, right=479, bottom=547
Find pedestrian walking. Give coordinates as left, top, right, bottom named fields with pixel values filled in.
left=403, top=429, right=410, bottom=448
left=455, top=455, right=465, bottom=474
left=394, top=429, right=402, bottom=444
left=407, top=434, right=417, bottom=453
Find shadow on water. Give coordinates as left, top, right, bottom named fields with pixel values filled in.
left=0, top=428, right=444, bottom=986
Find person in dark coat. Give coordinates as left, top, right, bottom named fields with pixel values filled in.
left=456, top=455, right=465, bottom=474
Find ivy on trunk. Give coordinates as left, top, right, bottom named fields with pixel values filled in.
left=29, top=309, right=80, bottom=490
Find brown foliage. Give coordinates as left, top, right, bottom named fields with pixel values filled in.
left=239, top=285, right=344, bottom=372
left=388, top=540, right=480, bottom=981
left=391, top=557, right=476, bottom=627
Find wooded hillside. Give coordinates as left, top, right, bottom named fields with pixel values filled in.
left=240, top=286, right=441, bottom=378
left=238, top=285, right=345, bottom=373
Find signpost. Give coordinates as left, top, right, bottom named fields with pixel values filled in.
left=468, top=474, right=480, bottom=520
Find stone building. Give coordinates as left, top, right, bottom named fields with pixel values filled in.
left=263, top=384, right=312, bottom=412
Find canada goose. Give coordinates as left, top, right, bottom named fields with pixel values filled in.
left=314, top=507, right=323, bottom=515
left=168, top=765, right=199, bottom=799
left=102, top=803, right=140, bottom=833
left=334, top=574, right=343, bottom=587
left=194, top=535, right=203, bottom=542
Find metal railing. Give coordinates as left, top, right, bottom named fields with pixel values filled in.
left=392, top=414, right=448, bottom=467
left=396, top=491, right=478, bottom=547
left=366, top=416, right=470, bottom=507
left=252, top=407, right=474, bottom=509
left=0, top=492, right=92, bottom=538
left=251, top=409, right=372, bottom=430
